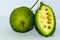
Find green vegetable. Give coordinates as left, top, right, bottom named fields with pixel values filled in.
left=10, top=0, right=39, bottom=33
left=35, top=2, right=56, bottom=37
left=10, top=7, right=34, bottom=33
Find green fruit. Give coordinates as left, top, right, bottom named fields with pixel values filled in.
left=10, top=7, right=34, bottom=33
left=35, top=2, right=56, bottom=37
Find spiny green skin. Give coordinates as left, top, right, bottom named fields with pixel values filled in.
left=35, top=2, right=56, bottom=37
left=10, top=7, right=34, bottom=33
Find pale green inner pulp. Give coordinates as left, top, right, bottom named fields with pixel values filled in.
left=37, top=5, right=54, bottom=35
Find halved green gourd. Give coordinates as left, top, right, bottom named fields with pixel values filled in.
left=35, top=2, right=56, bottom=37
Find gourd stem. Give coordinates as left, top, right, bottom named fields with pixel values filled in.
left=31, top=0, right=39, bottom=9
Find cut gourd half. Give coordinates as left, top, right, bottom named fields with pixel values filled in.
left=35, top=2, right=56, bottom=37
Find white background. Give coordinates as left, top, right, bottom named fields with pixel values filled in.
left=0, top=0, right=60, bottom=40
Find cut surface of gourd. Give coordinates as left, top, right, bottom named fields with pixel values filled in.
left=35, top=2, right=56, bottom=37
